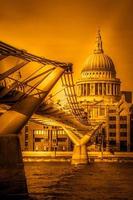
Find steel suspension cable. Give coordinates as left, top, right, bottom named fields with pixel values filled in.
left=65, top=73, right=82, bottom=115
left=61, top=70, right=88, bottom=126
left=21, top=65, right=45, bottom=83
left=61, top=77, right=76, bottom=115
left=20, top=69, right=54, bottom=99
left=63, top=73, right=84, bottom=117
left=0, top=41, right=71, bottom=68
left=62, top=75, right=78, bottom=113
left=45, top=88, right=65, bottom=102
left=0, top=65, right=45, bottom=93
left=23, top=67, right=55, bottom=84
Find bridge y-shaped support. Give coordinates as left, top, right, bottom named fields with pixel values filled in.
left=63, top=124, right=102, bottom=165
left=0, top=66, right=65, bottom=167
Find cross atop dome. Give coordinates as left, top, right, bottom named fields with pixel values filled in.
left=94, top=29, right=104, bottom=54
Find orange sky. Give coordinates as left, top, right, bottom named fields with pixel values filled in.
left=0, top=0, right=133, bottom=91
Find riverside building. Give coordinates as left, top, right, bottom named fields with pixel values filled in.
left=20, top=30, right=133, bottom=152
left=76, top=30, right=133, bottom=152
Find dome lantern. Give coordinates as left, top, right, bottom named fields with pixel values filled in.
left=81, top=30, right=116, bottom=77
left=76, top=30, right=121, bottom=103
left=94, top=29, right=104, bottom=54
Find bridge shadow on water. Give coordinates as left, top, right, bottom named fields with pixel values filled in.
left=0, top=162, right=133, bottom=200
left=0, top=165, right=29, bottom=200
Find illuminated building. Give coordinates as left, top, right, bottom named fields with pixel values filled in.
left=20, top=30, right=133, bottom=152
left=76, top=30, right=121, bottom=104
left=76, top=30, right=133, bottom=152
left=20, top=122, right=73, bottom=151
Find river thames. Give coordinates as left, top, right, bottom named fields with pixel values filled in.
left=1, top=162, right=133, bottom=200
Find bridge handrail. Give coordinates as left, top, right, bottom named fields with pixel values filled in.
left=61, top=70, right=89, bottom=126
left=0, top=41, right=72, bottom=69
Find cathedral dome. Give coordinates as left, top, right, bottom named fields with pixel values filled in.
left=76, top=30, right=121, bottom=102
left=83, top=53, right=116, bottom=73
left=82, top=30, right=116, bottom=75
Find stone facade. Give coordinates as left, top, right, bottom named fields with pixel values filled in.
left=20, top=30, right=133, bottom=152
left=76, top=30, right=133, bottom=152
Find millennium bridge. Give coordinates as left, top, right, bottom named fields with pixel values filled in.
left=0, top=41, right=104, bottom=167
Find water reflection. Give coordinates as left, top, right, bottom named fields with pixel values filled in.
left=0, top=162, right=133, bottom=200
left=0, top=165, right=28, bottom=200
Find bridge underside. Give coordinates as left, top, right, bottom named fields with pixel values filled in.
left=0, top=41, right=103, bottom=167
left=0, top=104, right=102, bottom=165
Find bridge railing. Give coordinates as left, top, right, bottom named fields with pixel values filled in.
left=61, top=70, right=89, bottom=126
left=0, top=41, right=90, bottom=127
left=0, top=75, right=45, bottom=100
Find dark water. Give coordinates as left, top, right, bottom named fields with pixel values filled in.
left=1, top=162, right=133, bottom=200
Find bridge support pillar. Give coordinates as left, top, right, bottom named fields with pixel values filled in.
left=71, top=144, right=88, bottom=165
left=63, top=124, right=103, bottom=165
left=0, top=134, right=23, bottom=167
left=0, top=134, right=28, bottom=197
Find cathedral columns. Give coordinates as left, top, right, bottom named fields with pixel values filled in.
left=79, top=85, right=82, bottom=96
left=82, top=84, right=84, bottom=96
left=115, top=84, right=117, bottom=95
left=87, top=83, right=90, bottom=96
left=102, top=83, right=104, bottom=95
left=113, top=84, right=115, bottom=95
left=81, top=84, right=83, bottom=96
left=109, top=83, right=111, bottom=95
left=84, top=83, right=87, bottom=96
left=111, top=83, right=113, bottom=95
left=77, top=81, right=120, bottom=97
left=98, top=83, right=100, bottom=95
left=115, top=84, right=117, bottom=96
left=90, top=84, right=92, bottom=95
left=106, top=83, right=108, bottom=95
